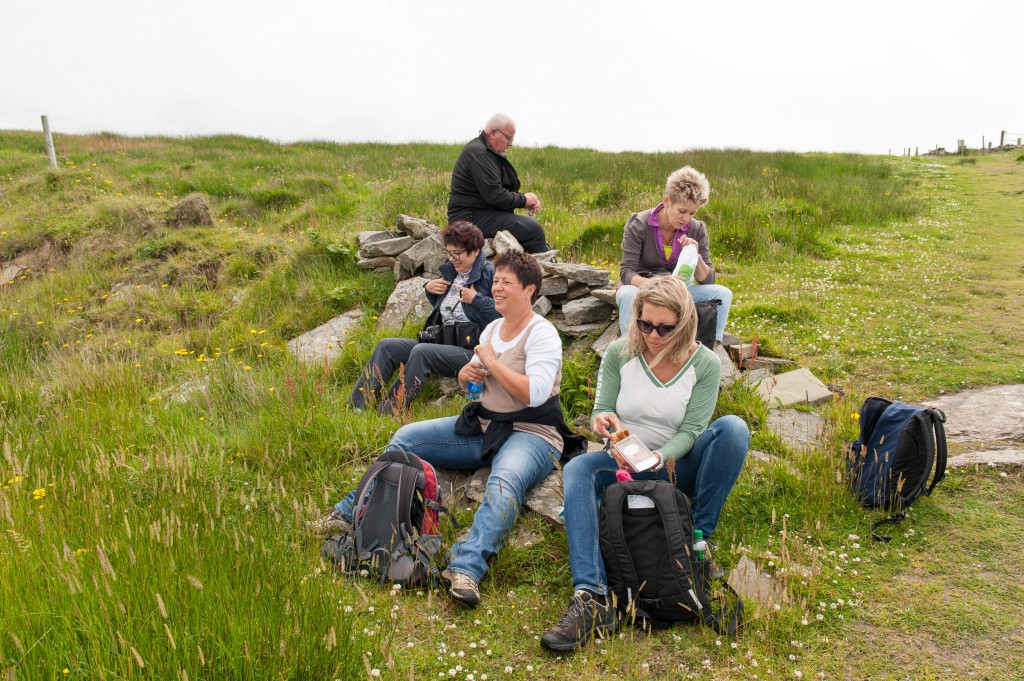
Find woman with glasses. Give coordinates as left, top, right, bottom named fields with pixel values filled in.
left=616, top=166, right=733, bottom=343
left=348, top=221, right=500, bottom=414
left=540, top=276, right=748, bottom=652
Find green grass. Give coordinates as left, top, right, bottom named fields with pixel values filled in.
left=2, top=133, right=1023, bottom=679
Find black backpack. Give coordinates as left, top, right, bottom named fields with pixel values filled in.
left=848, top=397, right=947, bottom=541
left=600, top=480, right=742, bottom=634
left=322, top=450, right=448, bottom=586
left=694, top=300, right=720, bottom=349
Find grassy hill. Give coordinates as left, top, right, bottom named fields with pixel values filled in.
left=2, top=131, right=1023, bottom=679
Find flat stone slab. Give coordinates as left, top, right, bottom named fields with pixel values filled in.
left=923, top=384, right=1024, bottom=442
left=357, top=231, right=398, bottom=247
left=357, top=256, right=397, bottom=270
left=947, top=447, right=1024, bottom=468
left=767, top=409, right=825, bottom=452
left=287, top=309, right=364, bottom=364
left=728, top=555, right=789, bottom=607
left=592, top=322, right=621, bottom=358
left=553, top=318, right=607, bottom=337
left=395, top=214, right=441, bottom=240
left=361, top=236, right=415, bottom=258
left=539, top=276, right=568, bottom=297
left=542, top=262, right=611, bottom=287
left=589, top=287, right=618, bottom=305
left=562, top=296, right=613, bottom=326
left=397, top=234, right=444, bottom=273
left=531, top=249, right=559, bottom=264
left=492, top=231, right=523, bottom=254
left=377, top=277, right=431, bottom=330
left=463, top=467, right=565, bottom=526
left=754, top=368, right=833, bottom=408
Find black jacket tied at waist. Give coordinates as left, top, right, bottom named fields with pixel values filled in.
left=454, top=395, right=587, bottom=463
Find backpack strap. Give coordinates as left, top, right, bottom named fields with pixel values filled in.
left=870, top=510, right=906, bottom=543
left=926, top=408, right=947, bottom=495
left=601, top=484, right=644, bottom=605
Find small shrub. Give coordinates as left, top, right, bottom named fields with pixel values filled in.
left=172, top=193, right=214, bottom=227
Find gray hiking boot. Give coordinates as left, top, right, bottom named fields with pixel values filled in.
left=541, top=590, right=618, bottom=652
left=441, top=569, right=481, bottom=607
left=304, top=509, right=351, bottom=537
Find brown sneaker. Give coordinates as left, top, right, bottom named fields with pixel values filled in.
left=304, top=509, right=351, bottom=538
left=541, top=590, right=618, bottom=652
left=442, top=569, right=480, bottom=607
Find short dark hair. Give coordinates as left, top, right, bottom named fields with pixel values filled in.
left=493, top=250, right=543, bottom=303
left=443, top=221, right=485, bottom=252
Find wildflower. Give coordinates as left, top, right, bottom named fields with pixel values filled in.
left=33, top=488, right=46, bottom=500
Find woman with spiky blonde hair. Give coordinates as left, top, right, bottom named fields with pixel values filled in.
left=615, top=166, right=733, bottom=344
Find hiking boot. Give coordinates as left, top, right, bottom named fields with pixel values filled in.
left=441, top=569, right=480, bottom=607
left=541, top=590, right=617, bottom=652
left=304, top=509, right=351, bottom=537
left=702, top=539, right=725, bottom=580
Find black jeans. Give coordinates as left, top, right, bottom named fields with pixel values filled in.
left=449, top=209, right=548, bottom=254
left=348, top=338, right=473, bottom=414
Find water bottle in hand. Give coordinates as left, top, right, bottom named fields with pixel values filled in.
left=466, top=380, right=484, bottom=401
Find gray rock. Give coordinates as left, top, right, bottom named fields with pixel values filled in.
left=393, top=260, right=414, bottom=282
left=357, top=256, right=397, bottom=270
left=565, top=281, right=591, bottom=301
left=287, top=308, right=364, bottom=365
left=592, top=322, right=621, bottom=358
left=165, top=377, right=211, bottom=404
left=395, top=214, right=441, bottom=240
left=463, top=466, right=565, bottom=526
left=562, top=297, right=614, bottom=326
left=482, top=240, right=495, bottom=259
left=531, top=249, right=560, bottom=264
left=540, top=276, right=568, bottom=297
left=397, top=234, right=444, bottom=274
left=923, top=385, right=1024, bottom=442
left=433, top=468, right=470, bottom=506
left=742, top=368, right=772, bottom=386
left=722, top=331, right=741, bottom=347
left=754, top=368, right=833, bottom=408
left=532, top=296, right=553, bottom=317
left=2, top=264, right=25, bottom=284
left=947, top=447, right=1024, bottom=468
left=357, top=231, right=397, bottom=248
left=542, top=262, right=611, bottom=287
left=745, top=356, right=798, bottom=371
left=767, top=409, right=825, bottom=452
left=590, top=287, right=618, bottom=305
left=376, top=277, right=431, bottom=330
left=361, top=236, right=415, bottom=258
left=553, top=317, right=607, bottom=337
left=492, top=231, right=523, bottom=254
left=715, top=344, right=739, bottom=388
left=509, top=527, right=544, bottom=549
left=728, top=555, right=789, bottom=606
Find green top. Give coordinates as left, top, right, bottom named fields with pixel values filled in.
left=591, top=338, right=721, bottom=459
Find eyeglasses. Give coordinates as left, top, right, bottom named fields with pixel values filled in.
left=493, top=129, right=514, bottom=145
left=444, top=249, right=466, bottom=259
left=636, top=318, right=679, bottom=337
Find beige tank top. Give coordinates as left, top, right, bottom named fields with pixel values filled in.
left=479, top=318, right=563, bottom=452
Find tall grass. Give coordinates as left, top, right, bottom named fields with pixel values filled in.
left=3, top=132, right=1022, bottom=678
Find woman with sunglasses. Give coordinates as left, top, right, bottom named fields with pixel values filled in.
left=541, top=276, right=748, bottom=652
left=616, top=166, right=733, bottom=344
left=348, top=221, right=499, bottom=414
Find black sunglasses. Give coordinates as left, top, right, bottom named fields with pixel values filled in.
left=636, top=318, right=679, bottom=337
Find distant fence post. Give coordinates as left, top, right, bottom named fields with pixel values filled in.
left=1000, top=130, right=1005, bottom=146
left=41, top=115, right=58, bottom=169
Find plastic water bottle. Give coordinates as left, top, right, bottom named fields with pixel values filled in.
left=466, top=380, right=484, bottom=401
left=693, top=528, right=707, bottom=561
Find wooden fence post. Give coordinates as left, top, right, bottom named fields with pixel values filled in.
left=1000, top=130, right=1005, bottom=146
left=41, top=115, right=58, bottom=169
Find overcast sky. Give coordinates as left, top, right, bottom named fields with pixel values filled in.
left=3, top=0, right=1022, bottom=155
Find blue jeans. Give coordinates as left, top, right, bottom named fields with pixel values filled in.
left=562, top=415, right=749, bottom=595
left=617, top=282, right=733, bottom=341
left=335, top=415, right=558, bottom=583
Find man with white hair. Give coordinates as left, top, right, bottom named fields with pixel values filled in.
left=447, top=113, right=548, bottom=253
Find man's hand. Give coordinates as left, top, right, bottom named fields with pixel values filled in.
left=523, top=192, right=542, bottom=215
left=425, top=278, right=451, bottom=295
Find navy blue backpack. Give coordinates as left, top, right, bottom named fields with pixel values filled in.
left=848, top=397, right=947, bottom=541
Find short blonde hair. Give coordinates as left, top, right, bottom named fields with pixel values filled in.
left=665, top=166, right=711, bottom=207
left=624, top=276, right=698, bottom=367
